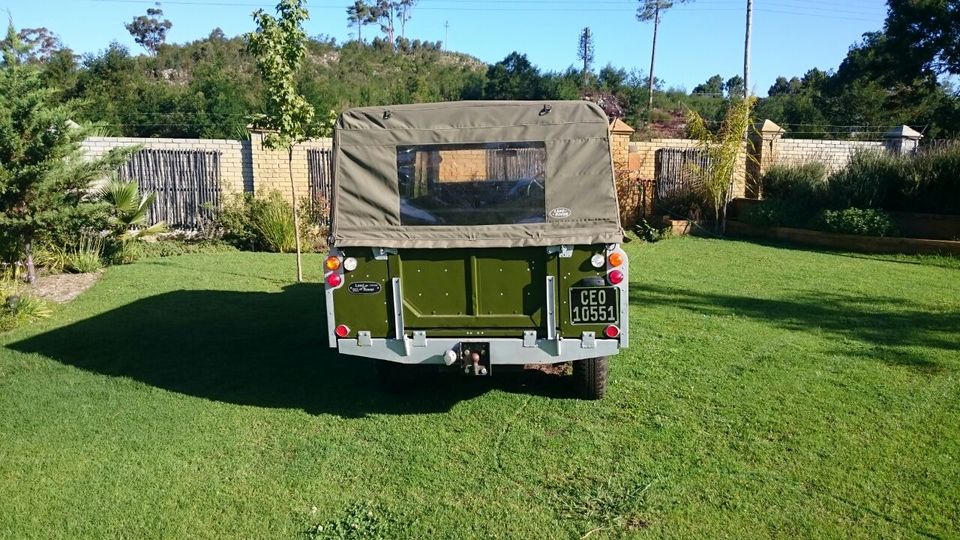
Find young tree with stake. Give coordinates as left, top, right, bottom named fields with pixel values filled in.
left=248, top=0, right=318, bottom=283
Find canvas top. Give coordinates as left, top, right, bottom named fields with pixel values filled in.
left=331, top=100, right=623, bottom=248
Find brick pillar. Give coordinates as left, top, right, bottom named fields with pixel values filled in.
left=609, top=118, right=635, bottom=169
left=884, top=125, right=922, bottom=155
left=747, top=119, right=784, bottom=198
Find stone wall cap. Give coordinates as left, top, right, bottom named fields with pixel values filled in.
left=884, top=125, right=922, bottom=140
left=609, top=118, right=635, bottom=134
left=754, top=119, right=785, bottom=136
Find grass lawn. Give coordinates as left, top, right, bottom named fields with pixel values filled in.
left=1, top=237, right=958, bottom=538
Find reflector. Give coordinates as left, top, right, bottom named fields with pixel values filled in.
left=604, top=325, right=620, bottom=338
left=335, top=324, right=350, bottom=338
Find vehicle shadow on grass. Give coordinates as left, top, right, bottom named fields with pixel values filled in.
left=630, top=284, right=960, bottom=373
left=9, top=283, right=577, bottom=417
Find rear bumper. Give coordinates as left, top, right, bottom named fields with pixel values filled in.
left=337, top=337, right=621, bottom=364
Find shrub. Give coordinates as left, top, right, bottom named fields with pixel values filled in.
left=34, top=244, right=69, bottom=274
left=817, top=208, right=899, bottom=237
left=761, top=162, right=828, bottom=207
left=298, top=196, right=331, bottom=252
left=252, top=193, right=298, bottom=253
left=1, top=278, right=52, bottom=333
left=827, top=150, right=907, bottom=210
left=655, top=190, right=711, bottom=222
left=216, top=193, right=261, bottom=251
left=825, top=145, right=960, bottom=215
left=898, top=144, right=960, bottom=214
left=739, top=200, right=816, bottom=229
left=216, top=192, right=318, bottom=253
left=66, top=235, right=104, bottom=274
left=135, top=240, right=238, bottom=259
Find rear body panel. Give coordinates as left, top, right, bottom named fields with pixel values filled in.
left=327, top=245, right=628, bottom=363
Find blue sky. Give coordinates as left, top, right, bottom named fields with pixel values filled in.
left=3, top=0, right=888, bottom=96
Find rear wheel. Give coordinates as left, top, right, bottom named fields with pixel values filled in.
left=573, top=356, right=608, bottom=400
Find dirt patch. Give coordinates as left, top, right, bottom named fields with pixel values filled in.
left=525, top=362, right=570, bottom=376
left=29, top=271, right=102, bottom=303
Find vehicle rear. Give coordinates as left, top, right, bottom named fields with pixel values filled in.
left=324, top=101, right=627, bottom=398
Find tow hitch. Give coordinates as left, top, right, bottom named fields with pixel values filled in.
left=448, top=342, right=490, bottom=376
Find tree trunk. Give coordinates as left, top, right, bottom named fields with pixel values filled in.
left=647, top=6, right=660, bottom=118
left=24, top=235, right=37, bottom=284
left=289, top=147, right=303, bottom=283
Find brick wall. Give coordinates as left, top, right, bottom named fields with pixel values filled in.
left=437, top=149, right=487, bottom=181
left=82, top=136, right=253, bottom=194
left=81, top=133, right=334, bottom=202
left=626, top=139, right=749, bottom=199
left=773, top=139, right=885, bottom=173
left=249, top=132, right=332, bottom=202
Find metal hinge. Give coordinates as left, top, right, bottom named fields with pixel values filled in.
left=372, top=247, right=398, bottom=260
left=546, top=245, right=574, bottom=258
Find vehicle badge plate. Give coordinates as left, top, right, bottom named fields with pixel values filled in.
left=347, top=282, right=382, bottom=294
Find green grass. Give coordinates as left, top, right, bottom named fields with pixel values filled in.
left=1, top=238, right=958, bottom=538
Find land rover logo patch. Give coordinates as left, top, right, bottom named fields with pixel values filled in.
left=347, top=282, right=382, bottom=295
left=549, top=207, right=572, bottom=219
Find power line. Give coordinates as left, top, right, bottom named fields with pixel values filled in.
left=80, top=0, right=882, bottom=20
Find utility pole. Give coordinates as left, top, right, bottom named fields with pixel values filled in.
left=444, top=20, right=449, bottom=50
left=744, top=0, right=753, bottom=98
left=647, top=3, right=660, bottom=115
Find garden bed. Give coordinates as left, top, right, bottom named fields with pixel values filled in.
left=728, top=198, right=960, bottom=240
left=725, top=220, right=960, bottom=255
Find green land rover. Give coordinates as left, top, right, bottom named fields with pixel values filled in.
left=323, top=100, right=627, bottom=399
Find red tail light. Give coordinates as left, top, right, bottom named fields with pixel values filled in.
left=604, top=325, right=621, bottom=338
left=335, top=324, right=350, bottom=338
left=607, top=269, right=624, bottom=285
left=326, top=273, right=343, bottom=287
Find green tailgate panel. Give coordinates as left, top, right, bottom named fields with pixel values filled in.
left=331, top=250, right=391, bottom=336
left=557, top=245, right=612, bottom=337
left=398, top=248, right=546, bottom=329
left=330, top=245, right=618, bottom=339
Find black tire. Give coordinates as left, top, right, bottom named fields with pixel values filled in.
left=573, top=356, right=608, bottom=400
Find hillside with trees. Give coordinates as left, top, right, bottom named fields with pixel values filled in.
left=2, top=0, right=956, bottom=140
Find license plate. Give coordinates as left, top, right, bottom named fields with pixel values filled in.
left=568, top=287, right=619, bottom=325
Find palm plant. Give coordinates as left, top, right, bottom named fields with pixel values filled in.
left=686, top=96, right=757, bottom=233
left=97, top=179, right=167, bottom=241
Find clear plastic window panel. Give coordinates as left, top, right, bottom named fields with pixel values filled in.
left=397, top=142, right=546, bottom=226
